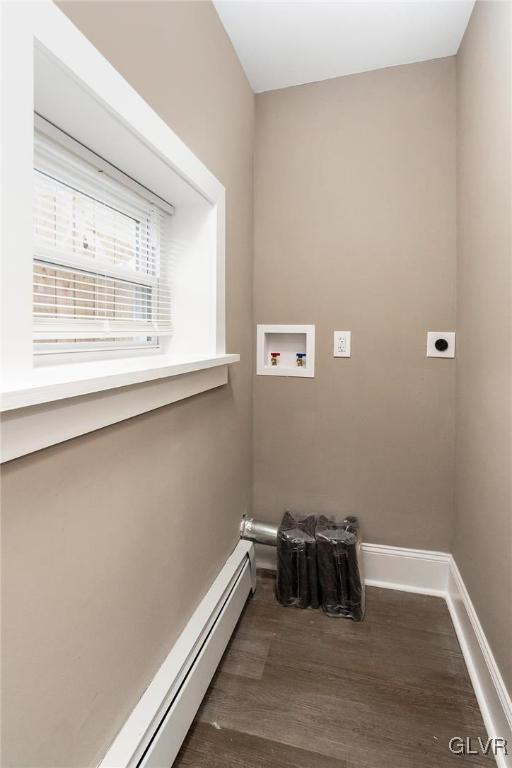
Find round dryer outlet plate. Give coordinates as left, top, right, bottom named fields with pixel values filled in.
left=426, top=331, right=456, bottom=358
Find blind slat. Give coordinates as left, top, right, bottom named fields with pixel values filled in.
left=33, top=283, right=172, bottom=302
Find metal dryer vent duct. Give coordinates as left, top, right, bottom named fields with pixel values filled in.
left=240, top=517, right=278, bottom=547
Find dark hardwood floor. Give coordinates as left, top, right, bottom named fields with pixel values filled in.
left=174, top=571, right=493, bottom=767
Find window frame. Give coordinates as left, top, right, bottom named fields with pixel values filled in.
left=0, top=1, right=239, bottom=462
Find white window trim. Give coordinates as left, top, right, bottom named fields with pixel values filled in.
left=1, top=353, right=241, bottom=413
left=0, top=1, right=239, bottom=461
left=0, top=360, right=236, bottom=463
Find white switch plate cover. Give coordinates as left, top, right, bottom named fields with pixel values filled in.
left=333, top=331, right=351, bottom=357
left=427, top=331, right=456, bottom=358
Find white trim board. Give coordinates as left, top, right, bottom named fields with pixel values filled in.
left=255, top=541, right=511, bottom=764
left=1, top=354, right=239, bottom=413
left=362, top=542, right=450, bottom=596
left=256, top=541, right=451, bottom=596
left=0, top=362, right=237, bottom=463
left=99, top=540, right=256, bottom=768
left=447, top=560, right=512, bottom=768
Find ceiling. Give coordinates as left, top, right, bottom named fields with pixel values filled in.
left=213, top=1, right=474, bottom=93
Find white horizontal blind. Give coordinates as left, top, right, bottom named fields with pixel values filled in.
left=33, top=127, right=173, bottom=353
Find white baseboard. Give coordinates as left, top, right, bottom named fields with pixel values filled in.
left=99, top=540, right=256, bottom=768
left=361, top=542, right=450, bottom=596
left=446, top=559, right=512, bottom=768
left=255, top=540, right=510, bottom=764
left=255, top=540, right=451, bottom=596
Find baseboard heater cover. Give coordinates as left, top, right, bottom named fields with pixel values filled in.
left=99, top=540, right=256, bottom=768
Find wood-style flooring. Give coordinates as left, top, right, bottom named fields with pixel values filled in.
left=174, top=571, right=493, bottom=767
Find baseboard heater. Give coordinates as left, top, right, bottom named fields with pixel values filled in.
left=99, top=540, right=256, bottom=768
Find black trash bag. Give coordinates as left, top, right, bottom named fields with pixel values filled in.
left=276, top=511, right=319, bottom=609
left=316, top=515, right=365, bottom=621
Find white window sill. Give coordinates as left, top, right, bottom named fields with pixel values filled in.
left=0, top=354, right=240, bottom=462
left=1, top=353, right=240, bottom=412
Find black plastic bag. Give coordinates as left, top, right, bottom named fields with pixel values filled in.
left=276, top=511, right=319, bottom=609
left=316, top=515, right=365, bottom=621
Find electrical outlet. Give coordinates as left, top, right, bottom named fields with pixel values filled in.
left=426, top=331, right=456, bottom=358
left=334, top=331, right=351, bottom=357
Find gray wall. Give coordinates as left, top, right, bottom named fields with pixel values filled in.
left=454, top=1, right=512, bottom=693
left=253, top=58, right=457, bottom=550
left=0, top=2, right=254, bottom=766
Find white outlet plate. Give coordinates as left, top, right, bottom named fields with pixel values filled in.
left=333, top=330, right=351, bottom=358
left=427, top=331, right=456, bottom=358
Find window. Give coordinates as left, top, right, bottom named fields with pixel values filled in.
left=1, top=3, right=238, bottom=460
left=33, top=118, right=174, bottom=358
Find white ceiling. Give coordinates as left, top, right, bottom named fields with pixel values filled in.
left=213, top=1, right=474, bottom=93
